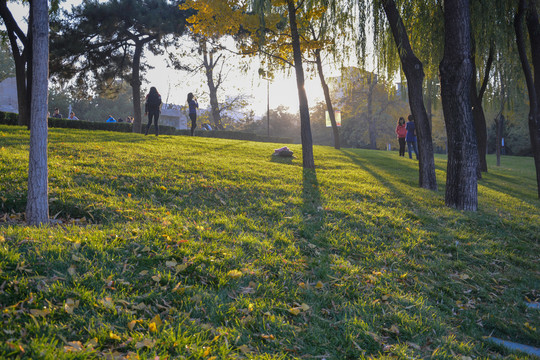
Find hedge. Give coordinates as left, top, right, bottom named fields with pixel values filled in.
left=0, top=111, right=291, bottom=144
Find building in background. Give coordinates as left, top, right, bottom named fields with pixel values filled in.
left=159, top=103, right=188, bottom=130
left=0, top=77, right=18, bottom=114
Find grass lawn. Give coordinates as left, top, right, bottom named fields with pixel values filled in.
left=0, top=124, right=539, bottom=359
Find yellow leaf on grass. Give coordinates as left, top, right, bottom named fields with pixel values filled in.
left=150, top=314, right=163, bottom=327
left=64, top=341, right=84, bottom=352
left=300, top=303, right=310, bottom=311
left=203, top=347, right=211, bottom=357
left=67, top=265, right=76, bottom=276
left=30, top=308, right=51, bottom=317
left=389, top=324, right=400, bottom=334
left=135, top=338, right=156, bottom=349
left=109, top=331, right=121, bottom=341
left=151, top=275, right=161, bottom=282
left=165, top=260, right=177, bottom=267
left=139, top=270, right=148, bottom=276
left=0, top=235, right=5, bottom=242
left=315, top=281, right=324, bottom=289
left=261, top=334, right=275, bottom=340
left=459, top=274, right=470, bottom=280
left=86, top=338, right=98, bottom=348
left=227, top=270, right=243, bottom=279
left=288, top=307, right=301, bottom=316
left=127, top=320, right=138, bottom=331
left=237, top=345, right=251, bottom=354
left=176, top=264, right=188, bottom=272
left=148, top=322, right=157, bottom=333
left=100, top=297, right=114, bottom=309
left=64, top=298, right=79, bottom=314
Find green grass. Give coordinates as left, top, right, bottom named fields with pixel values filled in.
left=0, top=124, right=539, bottom=359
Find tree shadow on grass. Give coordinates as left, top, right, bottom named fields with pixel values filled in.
left=269, top=155, right=295, bottom=165
left=300, top=168, right=325, bottom=242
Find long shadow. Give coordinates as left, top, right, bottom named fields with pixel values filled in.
left=299, top=168, right=326, bottom=244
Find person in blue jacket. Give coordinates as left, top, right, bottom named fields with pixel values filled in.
left=106, top=115, right=116, bottom=123
left=187, top=92, right=198, bottom=136
left=406, top=114, right=419, bottom=160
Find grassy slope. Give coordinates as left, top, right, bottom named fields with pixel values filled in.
left=0, top=125, right=539, bottom=359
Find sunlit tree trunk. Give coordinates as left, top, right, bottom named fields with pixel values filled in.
left=287, top=0, right=314, bottom=169
left=202, top=40, right=222, bottom=129
left=440, top=0, right=478, bottom=211
left=380, top=0, right=437, bottom=190
left=26, top=0, right=49, bottom=225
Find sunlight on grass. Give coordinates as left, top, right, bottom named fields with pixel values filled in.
left=0, top=125, right=538, bottom=359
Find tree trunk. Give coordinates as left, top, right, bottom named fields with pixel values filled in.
left=381, top=0, right=437, bottom=190
left=440, top=0, right=478, bottom=211
left=288, top=0, right=314, bottom=169
left=131, top=42, right=143, bottom=133
left=203, top=44, right=222, bottom=128
left=515, top=0, right=540, bottom=198
left=26, top=0, right=49, bottom=225
left=367, top=74, right=377, bottom=149
left=0, top=1, right=30, bottom=127
left=315, top=49, right=340, bottom=149
left=470, top=43, right=494, bottom=175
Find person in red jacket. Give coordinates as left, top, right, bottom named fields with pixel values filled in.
left=395, top=116, right=407, bottom=156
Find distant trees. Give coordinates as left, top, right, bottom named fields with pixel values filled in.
left=50, top=0, right=192, bottom=133
left=0, top=43, right=15, bottom=81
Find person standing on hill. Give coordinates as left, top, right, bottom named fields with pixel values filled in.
left=145, top=86, right=162, bottom=136
left=187, top=92, right=198, bottom=136
left=406, top=114, right=419, bottom=160
left=395, top=116, right=407, bottom=157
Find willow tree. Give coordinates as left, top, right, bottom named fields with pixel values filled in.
left=50, top=0, right=192, bottom=133
left=515, top=0, right=540, bottom=198
left=370, top=0, right=438, bottom=190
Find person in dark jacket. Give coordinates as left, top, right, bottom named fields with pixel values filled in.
left=406, top=114, right=419, bottom=160
left=145, top=86, right=162, bottom=136
left=187, top=92, right=198, bottom=136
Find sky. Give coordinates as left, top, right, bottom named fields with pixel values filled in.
left=4, top=0, right=334, bottom=117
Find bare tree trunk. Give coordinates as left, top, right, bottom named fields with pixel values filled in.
left=202, top=44, right=222, bottom=128
left=440, top=0, right=478, bottom=211
left=131, top=42, right=143, bottom=133
left=26, top=0, right=49, bottom=225
left=515, top=0, right=540, bottom=198
left=381, top=0, right=437, bottom=190
left=495, top=114, right=503, bottom=167
left=314, top=49, right=340, bottom=149
left=288, top=0, right=314, bottom=169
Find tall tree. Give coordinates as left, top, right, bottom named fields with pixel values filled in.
left=514, top=0, right=540, bottom=198
left=440, top=0, right=478, bottom=211
left=26, top=0, right=49, bottom=225
left=0, top=0, right=32, bottom=127
left=50, top=0, right=192, bottom=133
left=378, top=0, right=437, bottom=190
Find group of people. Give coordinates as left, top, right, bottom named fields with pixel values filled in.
left=143, top=86, right=198, bottom=137
left=395, top=115, right=418, bottom=159
left=51, top=108, right=79, bottom=120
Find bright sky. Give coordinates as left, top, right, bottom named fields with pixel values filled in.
left=5, top=0, right=330, bottom=116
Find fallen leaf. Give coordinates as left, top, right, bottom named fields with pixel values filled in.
left=67, top=265, right=76, bottom=276
left=300, top=303, right=310, bottom=311
left=165, top=260, right=177, bottom=267
left=109, top=331, right=121, bottom=341
left=29, top=308, right=51, bottom=317
left=315, top=281, right=324, bottom=289
left=139, top=270, right=148, bottom=276
left=127, top=320, right=138, bottom=331
left=227, top=270, right=243, bottom=279
left=135, top=338, right=156, bottom=349
left=288, top=307, right=301, bottom=316
left=64, top=298, right=79, bottom=314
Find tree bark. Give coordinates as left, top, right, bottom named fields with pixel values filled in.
left=440, top=0, right=478, bottom=211
left=131, top=41, right=143, bottom=133
left=470, top=43, right=494, bottom=175
left=287, top=0, right=314, bottom=169
left=381, top=0, right=437, bottom=190
left=515, top=0, right=540, bottom=198
left=314, top=49, right=340, bottom=149
left=26, top=0, right=49, bottom=225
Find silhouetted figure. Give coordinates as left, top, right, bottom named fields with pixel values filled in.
left=187, top=92, right=198, bottom=136
left=406, top=114, right=418, bottom=160
left=395, top=116, right=406, bottom=157
left=145, top=87, right=162, bottom=136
